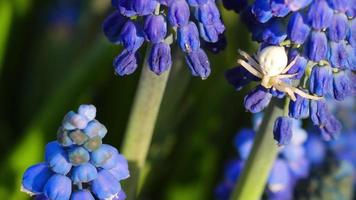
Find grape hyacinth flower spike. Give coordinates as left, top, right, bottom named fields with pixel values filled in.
left=21, top=104, right=130, bottom=200
left=224, top=0, right=355, bottom=142
left=103, top=0, right=225, bottom=79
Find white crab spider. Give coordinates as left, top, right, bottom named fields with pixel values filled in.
left=237, top=46, right=322, bottom=101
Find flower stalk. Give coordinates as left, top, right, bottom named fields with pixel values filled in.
left=230, top=99, right=283, bottom=200
left=121, top=46, right=171, bottom=199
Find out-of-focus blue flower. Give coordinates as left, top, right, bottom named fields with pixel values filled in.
left=21, top=105, right=129, bottom=200
left=244, top=86, right=272, bottom=113
left=234, top=129, right=255, bottom=160
left=304, top=134, right=326, bottom=165
left=104, top=0, right=225, bottom=79
left=273, top=117, right=293, bottom=146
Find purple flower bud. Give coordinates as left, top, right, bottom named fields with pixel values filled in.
left=332, top=71, right=352, bottom=100
left=113, top=50, right=138, bottom=76
left=289, top=94, right=310, bottom=119
left=168, top=0, right=190, bottom=27
left=83, top=136, right=102, bottom=152
left=62, top=111, right=89, bottom=130
left=225, top=66, right=258, bottom=91
left=268, top=159, right=290, bottom=190
left=184, top=48, right=211, bottom=79
left=83, top=120, right=107, bottom=139
left=287, top=51, right=307, bottom=79
left=57, top=127, right=73, bottom=147
left=222, top=0, right=248, bottom=13
left=251, top=0, right=273, bottom=23
left=107, top=154, right=130, bottom=181
left=69, top=130, right=89, bottom=145
left=144, top=15, right=167, bottom=44
left=310, top=100, right=330, bottom=126
left=22, top=163, right=53, bottom=194
left=306, top=31, right=328, bottom=62
left=273, top=117, right=293, bottom=146
left=327, top=13, right=348, bottom=42
left=261, top=19, right=287, bottom=45
left=287, top=12, right=310, bottom=44
left=244, top=86, right=272, bottom=113
left=349, top=19, right=356, bottom=48
left=68, top=146, right=90, bottom=166
left=195, top=1, right=222, bottom=25
left=198, top=22, right=225, bottom=43
left=132, top=0, right=158, bottom=16
left=270, top=0, right=290, bottom=17
left=307, top=0, right=333, bottom=30
left=309, top=65, right=332, bottom=96
left=304, top=134, right=326, bottom=165
left=319, top=115, right=342, bottom=140
left=43, top=174, right=72, bottom=200
left=45, top=141, right=72, bottom=175
left=234, top=129, right=255, bottom=160
left=178, top=22, right=201, bottom=53
left=112, top=0, right=136, bottom=17
left=92, top=169, right=121, bottom=200
left=90, top=144, right=119, bottom=169
left=119, top=21, right=144, bottom=52
left=327, top=0, right=349, bottom=12
left=285, top=0, right=312, bottom=11
left=187, top=0, right=208, bottom=6
left=71, top=163, right=98, bottom=184
left=329, top=41, right=348, bottom=69
left=148, top=42, right=172, bottom=75
left=103, top=12, right=128, bottom=44
left=78, top=104, right=96, bottom=121
left=71, top=190, right=95, bottom=200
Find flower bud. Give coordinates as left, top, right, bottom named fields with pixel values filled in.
left=148, top=42, right=172, bottom=75
left=287, top=12, right=310, bottom=44
left=178, top=22, right=200, bottom=53
left=319, top=115, right=341, bottom=140
left=273, top=117, right=293, bottom=146
left=244, top=86, right=272, bottom=113
left=102, top=12, right=128, bottom=44
left=91, top=169, right=121, bottom=200
left=83, top=136, right=103, bottom=152
left=310, top=100, right=330, bottom=126
left=327, top=0, right=348, bottom=12
left=199, top=22, right=225, bottom=43
left=107, top=154, right=130, bottom=181
left=83, top=120, right=107, bottom=139
left=69, top=130, right=89, bottom=145
left=260, top=19, right=287, bottom=45
left=43, top=174, right=72, bottom=200
left=62, top=111, right=89, bottom=130
left=289, top=94, right=310, bottom=119
left=306, top=31, right=328, bottom=62
left=270, top=0, right=290, bottom=17
left=57, top=127, right=73, bottom=147
left=287, top=50, right=307, bottom=79
left=112, top=0, right=135, bottom=17
left=251, top=0, right=273, bottom=23
left=168, top=0, right=190, bottom=27
left=71, top=163, right=98, bottom=184
left=45, top=141, right=72, bottom=175
left=309, top=65, right=332, bottom=96
left=119, top=21, right=144, bottom=51
left=68, top=146, right=90, bottom=166
left=184, top=48, right=211, bottom=79
left=144, top=15, right=167, bottom=44
left=327, top=13, right=348, bottom=42
left=113, top=50, right=138, bottom=76
left=307, top=0, right=333, bottom=30
left=78, top=104, right=96, bottom=121
left=132, top=0, right=157, bottom=16
left=345, top=44, right=356, bottom=70
left=332, top=71, right=352, bottom=100
left=195, top=1, right=221, bottom=25
left=71, top=190, right=95, bottom=200
left=349, top=19, right=356, bottom=48
left=90, top=144, right=119, bottom=169
left=22, top=163, right=53, bottom=194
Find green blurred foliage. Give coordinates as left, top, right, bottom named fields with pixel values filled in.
left=0, top=1, right=257, bottom=199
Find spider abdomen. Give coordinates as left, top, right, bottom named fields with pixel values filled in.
left=258, top=46, right=288, bottom=76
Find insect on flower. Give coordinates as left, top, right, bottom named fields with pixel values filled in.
left=237, top=46, right=322, bottom=101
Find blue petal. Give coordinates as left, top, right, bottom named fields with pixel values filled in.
left=309, top=65, right=332, bottom=96
left=349, top=19, right=356, bottom=48
left=70, top=190, right=95, bottom=200
left=329, top=41, right=349, bottom=69
left=287, top=50, right=307, bottom=79
left=148, top=42, right=172, bottom=75
left=115, top=190, right=127, bottom=200
left=195, top=1, right=222, bottom=25
left=327, top=13, right=348, bottom=42
left=306, top=31, right=328, bottom=62
left=119, top=21, right=144, bottom=52
left=285, top=0, right=312, bottom=11
left=22, top=163, right=53, bottom=195
left=45, top=141, right=72, bottom=175
left=43, top=174, right=72, bottom=200
left=184, top=48, right=211, bottom=79
left=167, top=0, right=190, bottom=27
left=71, top=163, right=98, bottom=184
left=187, top=0, right=208, bottom=6
left=92, top=169, right=121, bottom=200
left=310, top=100, right=330, bottom=127
left=144, top=15, right=167, bottom=44
left=113, top=50, right=138, bottom=76
left=177, top=22, right=201, bottom=53
left=244, top=86, right=272, bottom=113
left=132, top=0, right=157, bottom=16
left=78, top=104, right=96, bottom=121
left=107, top=154, right=130, bottom=181
left=68, top=146, right=90, bottom=166
left=289, top=93, right=310, bottom=119
left=251, top=0, right=273, bottom=23
left=327, top=0, right=349, bottom=12
left=270, top=0, right=290, bottom=17
left=261, top=19, right=287, bottom=45
left=273, top=117, right=293, bottom=146
left=62, top=111, right=89, bottom=130
left=90, top=144, right=120, bottom=169
left=83, top=120, right=107, bottom=139
left=307, top=0, right=333, bottom=30
left=102, top=12, right=128, bottom=44
left=319, top=115, right=342, bottom=140
left=287, top=12, right=310, bottom=44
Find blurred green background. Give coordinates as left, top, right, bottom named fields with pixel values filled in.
left=0, top=0, right=259, bottom=199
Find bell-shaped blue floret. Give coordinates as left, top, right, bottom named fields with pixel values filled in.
left=68, top=146, right=90, bottom=166
left=251, top=0, right=273, bottom=23
left=225, top=66, right=259, bottom=91
left=287, top=12, right=310, bottom=44
left=273, top=117, right=293, bottom=146
left=184, top=48, right=211, bottom=79
left=131, top=0, right=157, bottom=16
left=102, top=12, right=128, bottom=44
left=327, top=13, right=349, bottom=42
left=329, top=41, right=349, bottom=69
left=92, top=169, right=121, bottom=200
left=289, top=93, right=310, bottom=119
left=306, top=31, right=328, bottom=62
left=91, top=144, right=120, bottom=169
left=62, top=111, right=89, bottom=130
left=43, top=174, right=72, bottom=200
left=286, top=0, right=312, bottom=11
left=22, top=163, right=53, bottom=195
left=195, top=1, right=222, bottom=25
left=148, top=42, right=172, bottom=75
left=187, top=0, right=208, bottom=7
left=119, top=21, right=144, bottom=52
left=309, top=65, right=332, bottom=96
left=78, top=104, right=96, bottom=121
left=45, top=141, right=72, bottom=175
left=270, top=0, right=290, bottom=17
left=304, top=134, right=326, bottom=165
left=107, top=154, right=130, bottom=181
left=307, top=0, right=333, bottom=30
left=177, top=22, right=201, bottom=53
left=287, top=51, right=307, bottom=79
left=310, top=100, right=330, bottom=127
left=319, top=115, right=342, bottom=140
left=332, top=70, right=352, bottom=100
left=70, top=190, right=95, bottom=200
left=83, top=120, right=107, bottom=139
left=244, top=86, right=272, bottom=113
left=167, top=0, right=190, bottom=27
left=113, top=50, right=138, bottom=76
left=268, top=159, right=290, bottom=192
left=71, top=163, right=98, bottom=184
left=144, top=15, right=167, bottom=44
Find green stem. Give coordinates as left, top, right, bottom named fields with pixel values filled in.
left=122, top=47, right=170, bottom=199
left=230, top=99, right=283, bottom=200
left=0, top=0, right=13, bottom=73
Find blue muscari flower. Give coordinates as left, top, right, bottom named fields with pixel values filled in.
left=287, top=12, right=310, bottom=44
left=251, top=0, right=273, bottom=23
left=104, top=0, right=224, bottom=79
left=22, top=104, right=129, bottom=200
left=289, top=93, right=310, bottom=119
left=148, top=42, right=172, bottom=75
left=329, top=41, right=348, bottom=69
left=268, top=159, right=291, bottom=192
left=287, top=50, right=307, bottom=79
left=244, top=86, right=272, bottom=113
left=332, top=70, right=352, bottom=100
left=306, top=31, right=328, bottom=62
left=273, top=117, right=293, bottom=146
left=309, top=65, right=333, bottom=96
left=328, top=13, right=349, bottom=42
left=307, top=0, right=333, bottom=30
left=304, top=134, right=326, bottom=165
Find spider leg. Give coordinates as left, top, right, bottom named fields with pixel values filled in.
left=238, top=49, right=264, bottom=73
left=273, top=83, right=297, bottom=101
left=275, top=73, right=298, bottom=79
left=291, top=87, right=323, bottom=100
left=281, top=55, right=298, bottom=74
left=237, top=59, right=263, bottom=79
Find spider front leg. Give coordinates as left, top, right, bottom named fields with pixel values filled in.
left=273, top=83, right=297, bottom=101
left=281, top=55, right=298, bottom=74
left=237, top=49, right=264, bottom=73
left=291, top=87, right=323, bottom=100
